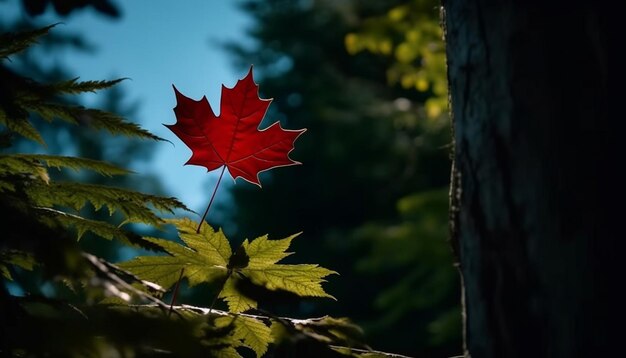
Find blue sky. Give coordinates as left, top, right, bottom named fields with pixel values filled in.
left=0, top=0, right=253, bottom=216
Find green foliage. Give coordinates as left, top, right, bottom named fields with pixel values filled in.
left=0, top=25, right=188, bottom=280
left=16, top=100, right=164, bottom=143
left=216, top=315, right=273, bottom=357
left=118, top=219, right=231, bottom=289
left=26, top=182, right=186, bottom=225
left=238, top=233, right=336, bottom=299
left=0, top=250, right=34, bottom=280
left=0, top=24, right=163, bottom=145
left=351, top=189, right=460, bottom=347
left=345, top=0, right=448, bottom=119
left=0, top=154, right=130, bottom=180
left=1, top=25, right=396, bottom=357
left=0, top=23, right=55, bottom=59
left=343, top=4, right=461, bottom=351
left=120, top=218, right=336, bottom=313
left=45, top=77, right=128, bottom=95
left=36, top=207, right=165, bottom=250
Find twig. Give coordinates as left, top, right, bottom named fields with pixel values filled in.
left=82, top=253, right=180, bottom=317
left=138, top=304, right=418, bottom=358
left=329, top=345, right=416, bottom=358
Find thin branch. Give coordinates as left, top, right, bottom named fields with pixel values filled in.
left=329, top=345, right=416, bottom=358
left=131, top=304, right=416, bottom=358
left=82, top=253, right=180, bottom=317
left=131, top=303, right=330, bottom=326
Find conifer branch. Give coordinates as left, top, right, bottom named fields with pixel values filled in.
left=0, top=154, right=131, bottom=178
left=27, top=182, right=190, bottom=226
left=0, top=24, right=57, bottom=59
left=35, top=207, right=168, bottom=251
left=45, top=77, right=128, bottom=95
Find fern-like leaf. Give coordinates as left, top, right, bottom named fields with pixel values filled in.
left=26, top=182, right=189, bottom=225
left=0, top=110, right=45, bottom=144
left=28, top=154, right=130, bottom=176
left=20, top=102, right=164, bottom=141
left=0, top=154, right=130, bottom=180
left=36, top=207, right=167, bottom=252
left=1, top=26, right=163, bottom=144
left=45, top=77, right=127, bottom=95
left=0, top=24, right=56, bottom=59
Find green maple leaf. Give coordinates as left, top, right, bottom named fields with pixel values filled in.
left=219, top=275, right=258, bottom=313
left=119, top=219, right=336, bottom=313
left=219, top=232, right=337, bottom=313
left=235, top=233, right=336, bottom=298
left=118, top=218, right=230, bottom=288
left=216, top=315, right=273, bottom=358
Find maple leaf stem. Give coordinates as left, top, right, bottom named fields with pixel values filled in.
left=197, top=165, right=226, bottom=233
left=168, top=268, right=185, bottom=317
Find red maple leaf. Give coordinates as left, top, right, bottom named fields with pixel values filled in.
left=166, top=67, right=305, bottom=187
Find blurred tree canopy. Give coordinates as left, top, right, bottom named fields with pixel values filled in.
left=345, top=0, right=448, bottom=118
left=223, top=0, right=460, bottom=356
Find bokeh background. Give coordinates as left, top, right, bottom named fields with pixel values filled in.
left=0, top=0, right=460, bottom=356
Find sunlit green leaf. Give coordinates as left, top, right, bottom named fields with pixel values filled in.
left=243, top=264, right=336, bottom=299
left=220, top=275, right=257, bottom=313
left=167, top=218, right=232, bottom=266
left=121, top=220, right=336, bottom=313
left=217, top=315, right=272, bottom=358
left=118, top=236, right=228, bottom=289
left=241, top=233, right=298, bottom=269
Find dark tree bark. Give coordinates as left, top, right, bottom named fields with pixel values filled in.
left=443, top=1, right=617, bottom=357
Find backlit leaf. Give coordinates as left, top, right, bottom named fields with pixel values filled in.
left=118, top=235, right=228, bottom=288
left=167, top=67, right=305, bottom=186
left=243, top=264, right=337, bottom=299
left=217, top=315, right=272, bottom=358
left=121, top=220, right=336, bottom=313
left=219, top=275, right=257, bottom=313
left=242, top=233, right=298, bottom=269
left=167, top=218, right=231, bottom=266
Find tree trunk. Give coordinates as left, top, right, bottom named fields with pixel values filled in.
left=443, top=1, right=617, bottom=357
